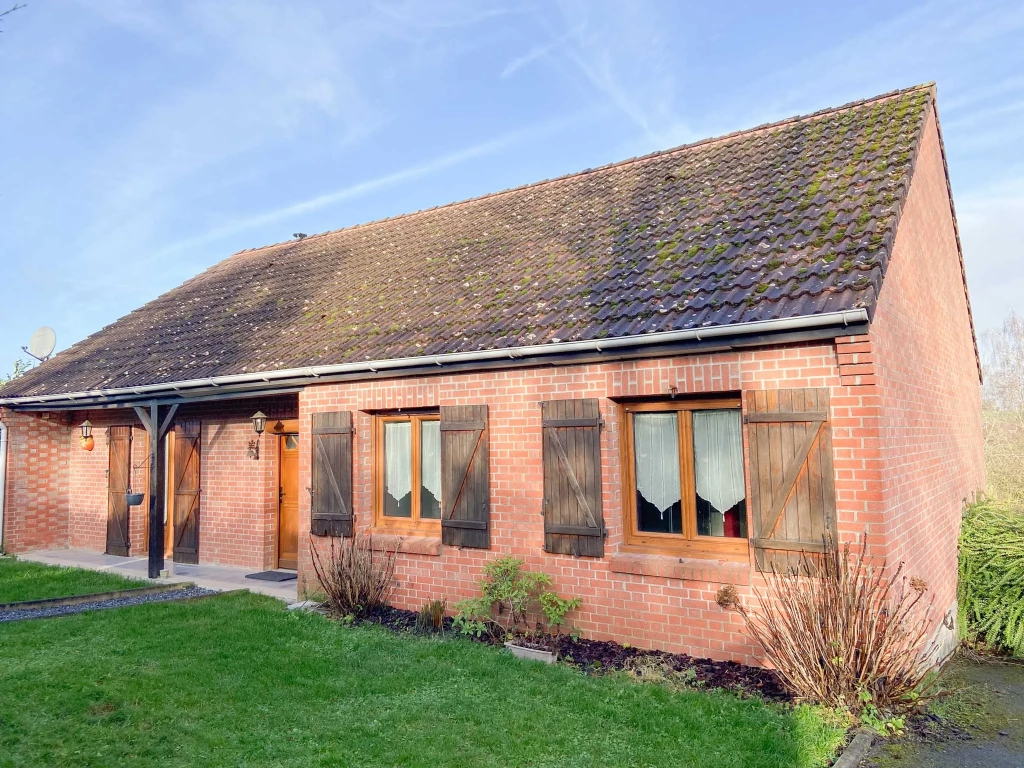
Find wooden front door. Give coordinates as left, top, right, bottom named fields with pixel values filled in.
left=106, top=426, right=132, bottom=556
left=278, top=434, right=299, bottom=570
left=172, top=420, right=202, bottom=564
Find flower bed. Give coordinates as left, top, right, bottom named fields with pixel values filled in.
left=360, top=605, right=790, bottom=702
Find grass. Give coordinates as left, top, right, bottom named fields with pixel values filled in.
left=0, top=590, right=846, bottom=767
left=0, top=557, right=144, bottom=604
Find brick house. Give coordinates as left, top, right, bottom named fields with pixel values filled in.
left=0, top=84, right=983, bottom=664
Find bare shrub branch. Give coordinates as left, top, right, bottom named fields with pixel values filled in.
left=309, top=535, right=399, bottom=618
left=719, top=539, right=944, bottom=718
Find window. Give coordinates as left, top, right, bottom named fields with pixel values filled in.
left=621, top=399, right=748, bottom=558
left=373, top=413, right=441, bottom=532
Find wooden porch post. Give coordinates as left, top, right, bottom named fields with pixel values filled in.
left=135, top=402, right=177, bottom=579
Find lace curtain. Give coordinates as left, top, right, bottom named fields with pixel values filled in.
left=419, top=420, right=441, bottom=503
left=384, top=421, right=412, bottom=502
left=692, top=409, right=745, bottom=518
left=633, top=413, right=682, bottom=514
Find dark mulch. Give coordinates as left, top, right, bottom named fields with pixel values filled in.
left=359, top=605, right=790, bottom=703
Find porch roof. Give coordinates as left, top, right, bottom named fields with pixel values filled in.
left=2, top=85, right=940, bottom=405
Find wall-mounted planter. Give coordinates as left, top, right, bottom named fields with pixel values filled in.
left=504, top=641, right=555, bottom=664
left=125, top=492, right=145, bottom=506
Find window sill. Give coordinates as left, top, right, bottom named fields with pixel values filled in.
left=608, top=551, right=750, bottom=586
left=368, top=533, right=442, bottom=557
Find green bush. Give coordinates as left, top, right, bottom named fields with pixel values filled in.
left=453, top=556, right=580, bottom=640
left=959, top=501, right=1024, bottom=656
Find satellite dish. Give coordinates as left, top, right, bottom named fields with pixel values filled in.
left=24, top=326, right=56, bottom=362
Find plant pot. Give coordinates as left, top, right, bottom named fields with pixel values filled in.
left=125, top=492, right=145, bottom=506
left=504, top=641, right=555, bottom=664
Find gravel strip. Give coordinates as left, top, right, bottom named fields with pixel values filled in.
left=0, top=586, right=217, bottom=622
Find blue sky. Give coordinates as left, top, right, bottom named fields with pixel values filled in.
left=1, top=0, right=1022, bottom=368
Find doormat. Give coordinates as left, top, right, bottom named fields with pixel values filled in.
left=244, top=571, right=297, bottom=582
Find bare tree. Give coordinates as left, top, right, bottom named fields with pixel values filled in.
left=981, top=311, right=1024, bottom=503
left=982, top=311, right=1024, bottom=411
left=0, top=4, right=25, bottom=34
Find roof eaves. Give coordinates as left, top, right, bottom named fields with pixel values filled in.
left=0, top=309, right=868, bottom=407
left=928, top=88, right=983, bottom=383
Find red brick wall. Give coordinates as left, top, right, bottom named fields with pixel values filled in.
left=869, top=105, right=985, bottom=637
left=297, top=346, right=892, bottom=664
left=3, top=407, right=281, bottom=570
left=0, top=410, right=71, bottom=552
left=198, top=419, right=278, bottom=570
left=67, top=412, right=151, bottom=555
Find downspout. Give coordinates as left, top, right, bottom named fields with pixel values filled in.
left=0, top=419, right=8, bottom=552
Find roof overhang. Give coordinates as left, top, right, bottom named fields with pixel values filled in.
left=0, top=309, right=868, bottom=411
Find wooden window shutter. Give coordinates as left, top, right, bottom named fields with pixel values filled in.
left=745, top=388, right=838, bottom=572
left=105, top=426, right=132, bottom=557
left=172, top=420, right=202, bottom=565
left=440, top=404, right=490, bottom=549
left=311, top=411, right=354, bottom=537
left=541, top=398, right=606, bottom=557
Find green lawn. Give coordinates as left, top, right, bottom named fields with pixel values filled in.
left=0, top=590, right=844, bottom=767
left=0, top=557, right=144, bottom=604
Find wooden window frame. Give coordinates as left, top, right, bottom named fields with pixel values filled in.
left=372, top=412, right=441, bottom=535
left=619, top=398, right=749, bottom=561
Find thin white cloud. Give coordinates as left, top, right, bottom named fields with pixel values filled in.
left=372, top=0, right=518, bottom=31
left=537, top=1, right=697, bottom=151
left=148, top=112, right=589, bottom=260
left=500, top=23, right=584, bottom=80
left=501, top=41, right=557, bottom=79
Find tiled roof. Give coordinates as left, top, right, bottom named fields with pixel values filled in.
left=2, top=84, right=937, bottom=400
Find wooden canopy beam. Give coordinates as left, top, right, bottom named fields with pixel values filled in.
left=134, top=401, right=174, bottom=578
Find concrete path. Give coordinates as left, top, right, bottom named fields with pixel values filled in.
left=863, top=658, right=1024, bottom=768
left=17, top=548, right=298, bottom=604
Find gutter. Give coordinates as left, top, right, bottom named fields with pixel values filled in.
left=0, top=420, right=8, bottom=551
left=0, top=309, right=868, bottom=408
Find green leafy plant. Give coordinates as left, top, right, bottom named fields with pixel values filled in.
left=959, top=501, right=1024, bottom=655
left=453, top=556, right=581, bottom=640
left=858, top=688, right=906, bottom=736
left=538, top=591, right=582, bottom=635
left=1, top=358, right=31, bottom=385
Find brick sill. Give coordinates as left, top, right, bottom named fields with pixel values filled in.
left=608, top=551, right=750, bottom=586
left=367, top=533, right=442, bottom=557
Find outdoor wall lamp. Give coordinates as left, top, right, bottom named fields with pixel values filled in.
left=248, top=411, right=267, bottom=460
left=80, top=419, right=94, bottom=452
